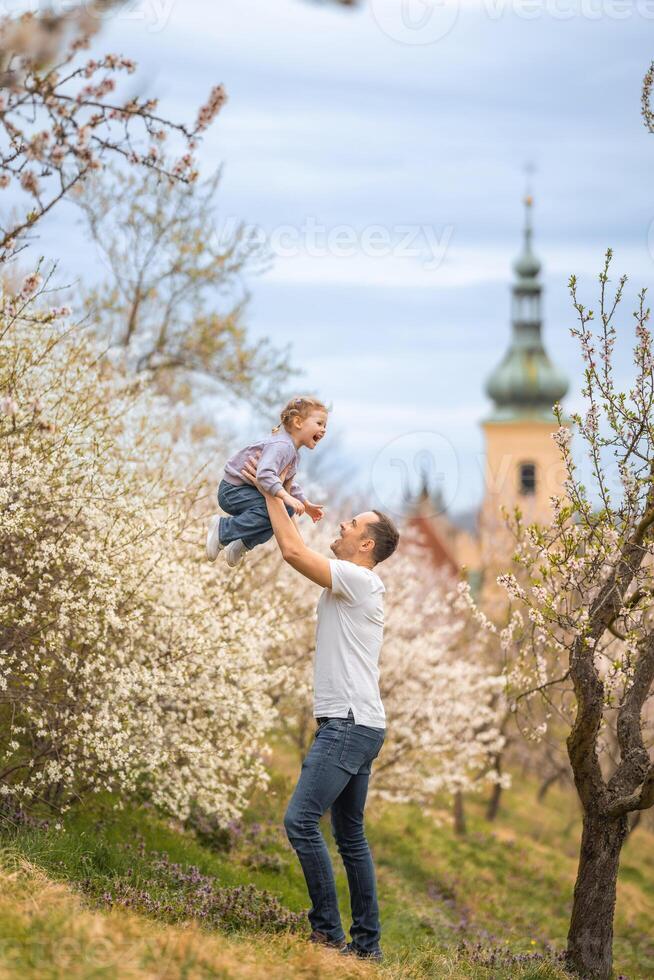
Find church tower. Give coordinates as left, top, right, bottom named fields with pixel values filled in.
left=478, top=195, right=570, bottom=609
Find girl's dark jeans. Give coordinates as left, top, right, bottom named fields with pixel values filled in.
left=218, top=478, right=293, bottom=550
left=283, top=709, right=385, bottom=954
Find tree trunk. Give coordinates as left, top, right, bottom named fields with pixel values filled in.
left=537, top=770, right=561, bottom=802
left=486, top=780, right=502, bottom=821
left=453, top=790, right=466, bottom=835
left=566, top=809, right=628, bottom=979
left=485, top=753, right=503, bottom=821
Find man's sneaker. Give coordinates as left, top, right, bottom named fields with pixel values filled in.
left=339, top=941, right=383, bottom=961
left=225, top=539, right=247, bottom=567
left=308, top=930, right=347, bottom=951
left=205, top=515, right=224, bottom=562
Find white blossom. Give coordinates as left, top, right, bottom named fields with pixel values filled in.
left=0, top=283, right=286, bottom=823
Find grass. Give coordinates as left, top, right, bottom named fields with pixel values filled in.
left=0, top=744, right=652, bottom=979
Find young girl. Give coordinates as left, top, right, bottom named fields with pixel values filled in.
left=206, top=396, right=327, bottom=567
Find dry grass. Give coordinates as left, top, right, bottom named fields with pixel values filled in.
left=3, top=760, right=652, bottom=978
left=0, top=852, right=375, bottom=980
left=0, top=851, right=574, bottom=980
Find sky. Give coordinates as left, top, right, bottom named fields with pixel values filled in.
left=14, top=0, right=654, bottom=518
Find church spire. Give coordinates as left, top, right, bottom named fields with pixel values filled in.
left=484, top=193, right=568, bottom=422
left=514, top=194, right=540, bottom=282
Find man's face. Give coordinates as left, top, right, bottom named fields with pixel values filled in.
left=330, top=511, right=378, bottom=562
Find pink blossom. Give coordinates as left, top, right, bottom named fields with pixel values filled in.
left=194, top=84, right=228, bottom=133
left=104, top=54, right=136, bottom=73
left=50, top=145, right=65, bottom=166
left=20, top=272, right=42, bottom=297
left=171, top=153, right=195, bottom=179
left=20, top=170, right=40, bottom=196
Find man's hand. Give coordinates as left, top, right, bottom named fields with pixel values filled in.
left=303, top=501, right=324, bottom=524
left=240, top=451, right=262, bottom=490
left=241, top=451, right=296, bottom=496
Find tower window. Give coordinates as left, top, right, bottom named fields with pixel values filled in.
left=519, top=462, right=536, bottom=495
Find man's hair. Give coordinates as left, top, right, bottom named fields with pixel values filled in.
left=366, top=510, right=400, bottom=565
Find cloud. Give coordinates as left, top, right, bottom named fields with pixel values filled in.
left=14, top=0, right=650, bottom=514
left=261, top=244, right=652, bottom=289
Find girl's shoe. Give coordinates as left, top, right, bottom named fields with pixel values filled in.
left=225, top=539, right=247, bottom=567
left=206, top=515, right=224, bottom=561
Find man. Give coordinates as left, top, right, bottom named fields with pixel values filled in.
left=241, top=459, right=399, bottom=961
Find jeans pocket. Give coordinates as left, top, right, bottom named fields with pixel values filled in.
left=317, top=718, right=347, bottom=732
left=217, top=480, right=232, bottom=510
left=337, top=725, right=385, bottom=775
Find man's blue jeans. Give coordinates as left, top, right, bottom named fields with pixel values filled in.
left=218, top=479, right=293, bottom=550
left=284, top=710, right=386, bottom=954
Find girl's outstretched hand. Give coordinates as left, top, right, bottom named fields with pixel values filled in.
left=304, top=501, right=324, bottom=523
left=277, top=490, right=303, bottom=515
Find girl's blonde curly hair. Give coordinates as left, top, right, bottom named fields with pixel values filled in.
left=272, top=395, right=328, bottom=434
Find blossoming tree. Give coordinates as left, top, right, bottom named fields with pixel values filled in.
left=475, top=254, right=654, bottom=979
left=373, top=553, right=508, bottom=813
left=0, top=273, right=289, bottom=822
left=0, top=8, right=226, bottom=261
left=0, top=5, right=294, bottom=825
left=76, top=164, right=289, bottom=409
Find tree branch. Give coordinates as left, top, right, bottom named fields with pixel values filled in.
left=604, top=763, right=654, bottom=817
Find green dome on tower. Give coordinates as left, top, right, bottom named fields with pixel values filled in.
left=484, top=195, right=568, bottom=422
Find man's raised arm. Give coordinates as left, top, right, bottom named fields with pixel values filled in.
left=264, top=494, right=332, bottom=589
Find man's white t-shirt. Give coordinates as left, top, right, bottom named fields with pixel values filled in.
left=313, top=558, right=386, bottom=729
